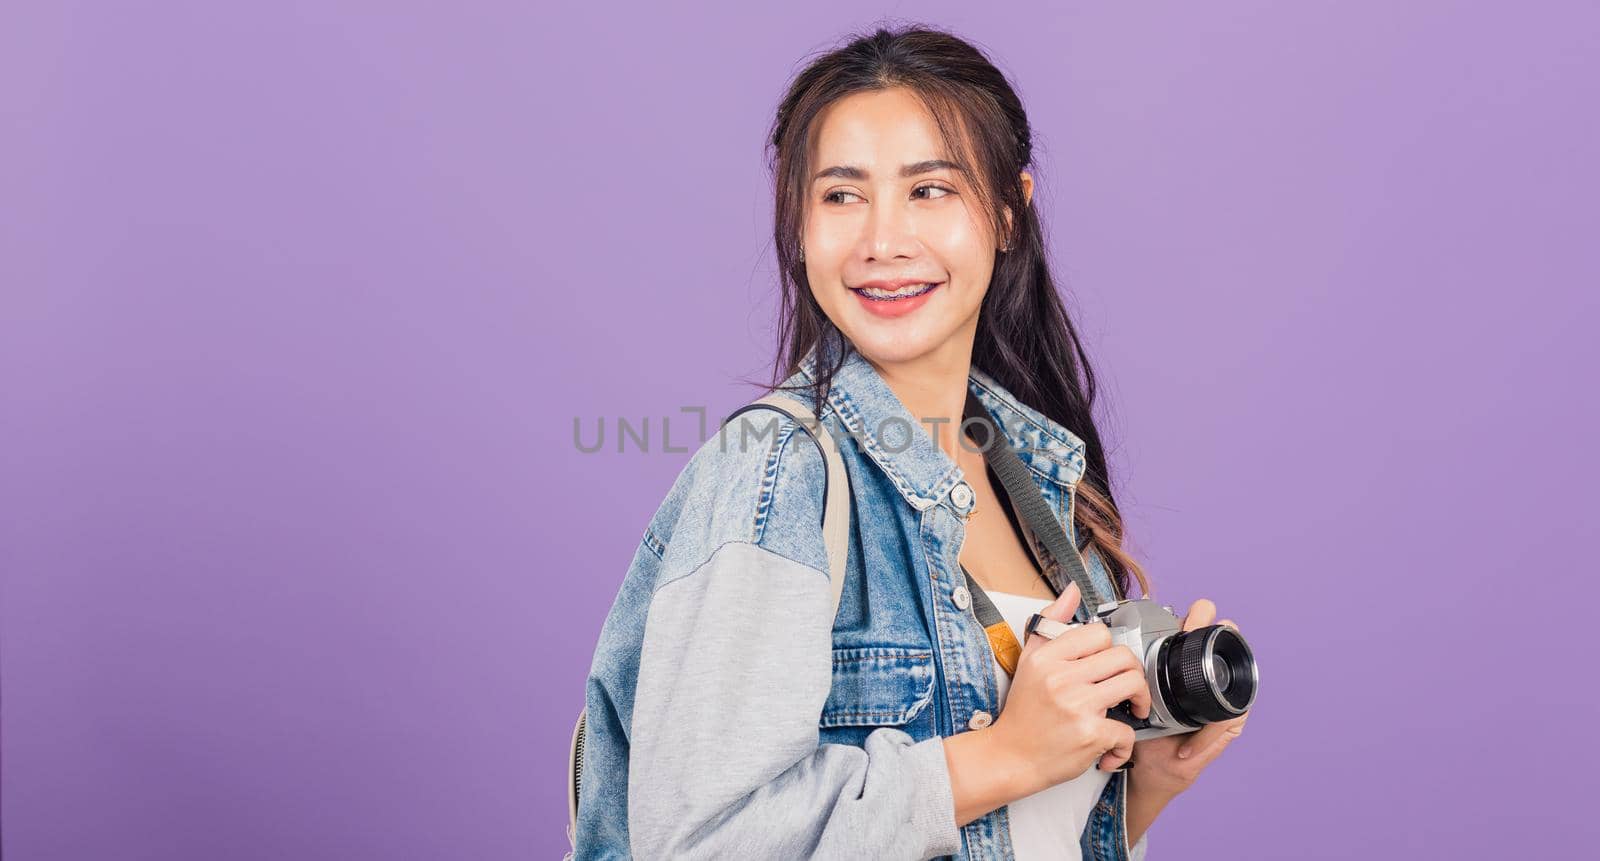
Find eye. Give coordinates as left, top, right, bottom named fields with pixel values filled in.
left=823, top=189, right=864, bottom=205
left=913, top=183, right=956, bottom=200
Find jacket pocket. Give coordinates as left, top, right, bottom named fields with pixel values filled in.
left=820, top=646, right=936, bottom=728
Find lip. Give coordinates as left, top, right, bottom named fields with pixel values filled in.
left=853, top=278, right=941, bottom=291
left=849, top=279, right=943, bottom=319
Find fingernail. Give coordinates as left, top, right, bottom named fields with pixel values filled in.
left=1177, top=747, right=1190, bottom=759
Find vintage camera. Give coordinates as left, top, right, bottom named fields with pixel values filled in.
left=1028, top=598, right=1259, bottom=741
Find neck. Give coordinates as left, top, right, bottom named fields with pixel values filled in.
left=862, top=333, right=976, bottom=464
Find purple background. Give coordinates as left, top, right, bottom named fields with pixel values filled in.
left=2, top=2, right=1595, bottom=858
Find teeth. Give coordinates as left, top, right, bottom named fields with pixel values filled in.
left=859, top=283, right=936, bottom=299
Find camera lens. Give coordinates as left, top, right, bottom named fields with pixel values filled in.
left=1155, top=625, right=1257, bottom=726
left=1210, top=653, right=1232, bottom=690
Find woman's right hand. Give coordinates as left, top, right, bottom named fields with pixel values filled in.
left=988, top=580, right=1153, bottom=792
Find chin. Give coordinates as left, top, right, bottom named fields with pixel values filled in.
left=843, top=326, right=954, bottom=367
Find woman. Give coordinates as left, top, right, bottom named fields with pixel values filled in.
left=574, top=25, right=1248, bottom=860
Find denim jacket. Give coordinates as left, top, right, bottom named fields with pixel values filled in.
left=575, top=340, right=1149, bottom=860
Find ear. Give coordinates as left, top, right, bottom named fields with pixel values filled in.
left=1000, top=171, right=1035, bottom=251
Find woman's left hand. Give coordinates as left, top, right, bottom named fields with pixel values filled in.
left=1126, top=599, right=1249, bottom=800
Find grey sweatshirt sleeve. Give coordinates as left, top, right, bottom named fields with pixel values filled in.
left=628, top=539, right=961, bottom=859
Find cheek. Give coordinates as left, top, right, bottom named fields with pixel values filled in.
left=806, top=216, right=856, bottom=263
left=928, top=212, right=981, bottom=245
left=802, top=224, right=860, bottom=315
left=801, top=240, right=847, bottom=315
left=924, top=213, right=995, bottom=279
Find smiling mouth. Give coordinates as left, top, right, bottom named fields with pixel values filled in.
left=851, top=282, right=941, bottom=301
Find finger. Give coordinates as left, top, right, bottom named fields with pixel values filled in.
left=1181, top=598, right=1216, bottom=633
left=1034, top=620, right=1113, bottom=662
left=1055, top=649, right=1151, bottom=720
left=1044, top=580, right=1080, bottom=621
left=1181, top=718, right=1246, bottom=764
left=1176, top=723, right=1228, bottom=760
left=1091, top=667, right=1152, bottom=718
left=1064, top=644, right=1143, bottom=684
left=1218, top=618, right=1239, bottom=633
left=1022, top=581, right=1080, bottom=651
left=1097, top=722, right=1137, bottom=771
left=1178, top=715, right=1247, bottom=759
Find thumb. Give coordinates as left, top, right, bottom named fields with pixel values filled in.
left=1022, top=581, right=1080, bottom=651
left=1044, top=580, right=1080, bottom=622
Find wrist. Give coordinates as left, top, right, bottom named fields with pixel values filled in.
left=979, top=723, right=1053, bottom=797
left=944, top=724, right=1048, bottom=826
left=1127, top=769, right=1183, bottom=805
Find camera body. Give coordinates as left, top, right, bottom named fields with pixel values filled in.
left=1087, top=598, right=1260, bottom=741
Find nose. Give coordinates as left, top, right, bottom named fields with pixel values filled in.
left=861, top=195, right=919, bottom=262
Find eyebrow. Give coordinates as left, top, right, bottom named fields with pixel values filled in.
left=812, top=159, right=965, bottom=183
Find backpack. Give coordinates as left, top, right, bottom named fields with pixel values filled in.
left=566, top=393, right=853, bottom=855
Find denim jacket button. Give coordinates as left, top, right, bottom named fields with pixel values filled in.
left=952, top=585, right=972, bottom=610
left=968, top=710, right=993, bottom=730
left=949, top=481, right=975, bottom=510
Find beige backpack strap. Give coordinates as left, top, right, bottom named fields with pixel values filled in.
left=568, top=394, right=851, bottom=853
left=740, top=393, right=851, bottom=619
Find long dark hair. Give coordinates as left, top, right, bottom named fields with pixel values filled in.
left=761, top=24, right=1149, bottom=599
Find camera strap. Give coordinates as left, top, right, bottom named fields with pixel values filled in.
left=963, top=391, right=1115, bottom=613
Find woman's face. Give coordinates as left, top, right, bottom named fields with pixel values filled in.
left=802, top=87, right=1008, bottom=368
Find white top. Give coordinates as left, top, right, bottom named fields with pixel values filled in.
left=986, top=589, right=1112, bottom=861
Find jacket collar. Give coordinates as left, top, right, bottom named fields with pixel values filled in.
left=790, top=340, right=1088, bottom=511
